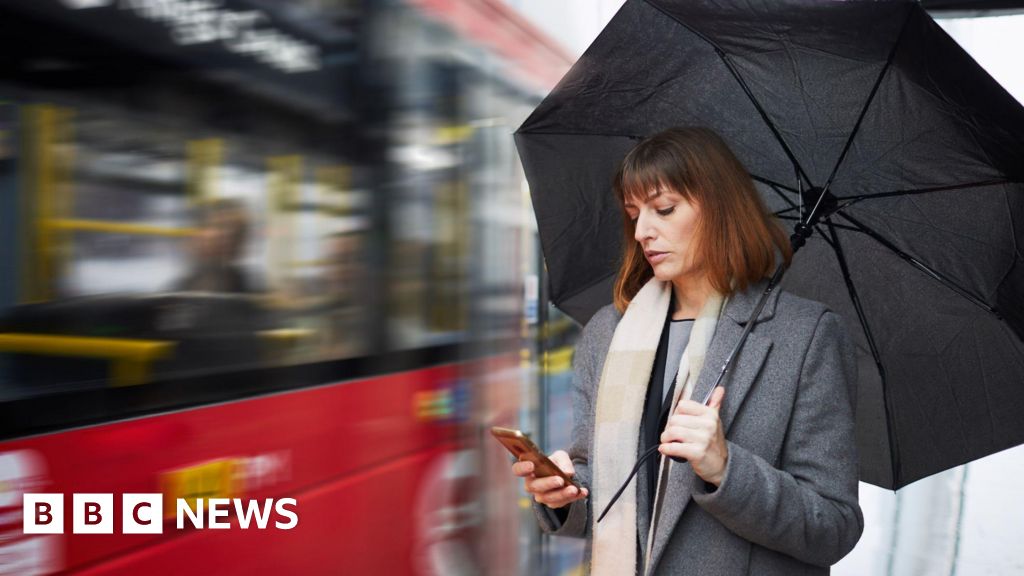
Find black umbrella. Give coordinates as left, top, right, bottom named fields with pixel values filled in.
left=514, top=0, right=1024, bottom=490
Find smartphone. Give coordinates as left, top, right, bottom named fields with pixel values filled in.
left=491, top=426, right=581, bottom=489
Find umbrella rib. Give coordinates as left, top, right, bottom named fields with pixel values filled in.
left=640, top=0, right=814, bottom=189
left=767, top=185, right=822, bottom=241
left=767, top=183, right=800, bottom=211
left=824, top=219, right=901, bottom=489
left=776, top=214, right=859, bottom=233
left=835, top=212, right=999, bottom=316
left=768, top=185, right=830, bottom=239
left=821, top=7, right=915, bottom=196
left=513, top=129, right=645, bottom=140
left=814, top=225, right=836, bottom=249
left=1005, top=185, right=1024, bottom=262
left=752, top=175, right=799, bottom=195
left=718, top=53, right=814, bottom=188
left=834, top=179, right=1015, bottom=210
left=771, top=184, right=862, bottom=243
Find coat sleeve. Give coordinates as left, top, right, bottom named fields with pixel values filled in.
left=690, top=310, right=864, bottom=566
left=531, top=306, right=614, bottom=538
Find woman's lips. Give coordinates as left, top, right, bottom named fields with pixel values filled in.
left=645, top=251, right=668, bottom=264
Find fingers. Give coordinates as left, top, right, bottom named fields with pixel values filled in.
left=526, top=474, right=569, bottom=494
left=660, top=425, right=710, bottom=445
left=659, top=390, right=730, bottom=486
left=708, top=386, right=725, bottom=410
left=532, top=484, right=589, bottom=508
left=526, top=475, right=589, bottom=507
left=514, top=451, right=573, bottom=477
left=659, top=430, right=729, bottom=487
left=673, top=386, right=726, bottom=415
left=665, top=410, right=718, bottom=441
left=512, top=460, right=534, bottom=478
left=658, top=441, right=703, bottom=462
left=673, top=398, right=710, bottom=416
left=548, top=450, right=575, bottom=476
left=511, top=449, right=588, bottom=509
left=666, top=414, right=712, bottom=432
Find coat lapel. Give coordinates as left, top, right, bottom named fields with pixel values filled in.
left=644, top=281, right=778, bottom=574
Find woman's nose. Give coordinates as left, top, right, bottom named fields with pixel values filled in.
left=634, top=211, right=654, bottom=243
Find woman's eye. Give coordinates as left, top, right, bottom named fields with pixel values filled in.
left=657, top=207, right=675, bottom=216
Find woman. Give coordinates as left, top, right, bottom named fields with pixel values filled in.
left=513, top=127, right=862, bottom=575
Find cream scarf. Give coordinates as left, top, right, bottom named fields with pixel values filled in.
left=590, top=277, right=725, bottom=576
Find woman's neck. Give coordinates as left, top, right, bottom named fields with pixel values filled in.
left=671, top=274, right=714, bottom=320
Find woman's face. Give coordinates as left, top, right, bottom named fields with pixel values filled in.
left=625, top=187, right=702, bottom=283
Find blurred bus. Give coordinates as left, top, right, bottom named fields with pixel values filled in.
left=0, top=0, right=573, bottom=574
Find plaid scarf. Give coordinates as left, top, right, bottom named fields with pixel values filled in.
left=591, top=277, right=725, bottom=575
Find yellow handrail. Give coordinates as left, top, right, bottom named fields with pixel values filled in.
left=258, top=328, right=313, bottom=342
left=48, top=218, right=198, bottom=238
left=0, top=333, right=175, bottom=386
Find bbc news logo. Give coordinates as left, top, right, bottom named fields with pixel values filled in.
left=23, top=494, right=298, bottom=534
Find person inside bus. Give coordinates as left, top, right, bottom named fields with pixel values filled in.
left=511, top=127, right=862, bottom=575
left=318, top=229, right=369, bottom=358
left=175, top=197, right=261, bottom=293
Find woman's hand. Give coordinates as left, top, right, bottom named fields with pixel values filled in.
left=512, top=450, right=589, bottom=509
left=659, top=386, right=729, bottom=486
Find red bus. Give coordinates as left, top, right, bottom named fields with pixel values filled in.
left=0, top=0, right=573, bottom=573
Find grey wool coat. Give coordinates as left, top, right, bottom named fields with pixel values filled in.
left=534, top=279, right=864, bottom=575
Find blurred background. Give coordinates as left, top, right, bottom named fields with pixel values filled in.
left=0, top=0, right=1021, bottom=574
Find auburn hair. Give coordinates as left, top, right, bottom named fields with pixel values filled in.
left=612, top=127, right=792, bottom=313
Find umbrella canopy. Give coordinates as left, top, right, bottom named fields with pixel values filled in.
left=514, top=0, right=1024, bottom=489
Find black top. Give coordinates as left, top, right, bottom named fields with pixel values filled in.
left=642, top=299, right=695, bottom=520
